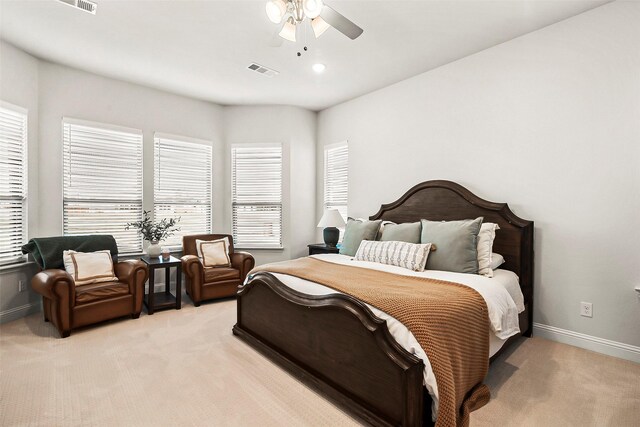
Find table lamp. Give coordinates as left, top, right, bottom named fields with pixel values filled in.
left=317, top=209, right=346, bottom=247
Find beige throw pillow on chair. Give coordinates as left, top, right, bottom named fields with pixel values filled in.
left=63, top=250, right=117, bottom=286
left=198, top=240, right=231, bottom=268
left=195, top=237, right=230, bottom=258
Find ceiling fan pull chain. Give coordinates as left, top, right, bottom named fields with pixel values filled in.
left=297, top=22, right=309, bottom=57
left=303, top=21, right=309, bottom=55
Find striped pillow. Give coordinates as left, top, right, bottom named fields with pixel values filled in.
left=355, top=240, right=432, bottom=272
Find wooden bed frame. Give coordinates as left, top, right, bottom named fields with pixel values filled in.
left=233, top=180, right=534, bottom=426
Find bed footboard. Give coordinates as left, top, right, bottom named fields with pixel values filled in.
left=233, top=272, right=426, bottom=427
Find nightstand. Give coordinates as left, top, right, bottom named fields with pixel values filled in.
left=140, top=255, right=182, bottom=315
left=308, top=243, right=340, bottom=256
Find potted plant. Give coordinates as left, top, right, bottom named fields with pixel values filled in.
left=126, top=211, right=180, bottom=257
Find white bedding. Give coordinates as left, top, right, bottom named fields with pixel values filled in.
left=262, top=254, right=524, bottom=419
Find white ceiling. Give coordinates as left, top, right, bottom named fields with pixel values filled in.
left=0, top=0, right=610, bottom=111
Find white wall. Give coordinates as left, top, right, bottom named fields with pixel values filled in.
left=0, top=52, right=228, bottom=321
left=0, top=42, right=41, bottom=322
left=317, top=1, right=640, bottom=349
left=37, top=60, right=226, bottom=238
left=2, top=0, right=638, bottom=360
left=1, top=46, right=317, bottom=320
left=223, top=106, right=317, bottom=266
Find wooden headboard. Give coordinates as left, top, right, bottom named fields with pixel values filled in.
left=369, top=180, right=534, bottom=334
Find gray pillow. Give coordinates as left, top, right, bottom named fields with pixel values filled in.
left=380, top=222, right=422, bottom=244
left=339, top=219, right=382, bottom=256
left=420, top=217, right=483, bottom=274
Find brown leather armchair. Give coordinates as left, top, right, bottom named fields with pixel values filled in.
left=181, top=234, right=255, bottom=306
left=31, top=259, right=148, bottom=338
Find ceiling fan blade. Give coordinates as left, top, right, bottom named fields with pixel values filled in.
left=320, top=5, right=363, bottom=40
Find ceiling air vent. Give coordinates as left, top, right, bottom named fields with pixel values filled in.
left=56, top=0, right=97, bottom=15
left=247, top=63, right=279, bottom=78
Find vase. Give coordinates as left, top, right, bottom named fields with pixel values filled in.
left=147, top=240, right=162, bottom=257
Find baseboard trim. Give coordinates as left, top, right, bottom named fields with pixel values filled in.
left=533, top=322, right=640, bottom=363
left=0, top=302, right=40, bottom=324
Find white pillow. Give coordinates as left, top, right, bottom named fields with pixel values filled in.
left=477, top=222, right=500, bottom=277
left=63, top=250, right=116, bottom=286
left=196, top=237, right=230, bottom=258
left=489, top=253, right=505, bottom=270
left=355, top=240, right=432, bottom=272
left=197, top=239, right=231, bottom=267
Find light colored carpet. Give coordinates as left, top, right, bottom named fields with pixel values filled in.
left=0, top=299, right=638, bottom=427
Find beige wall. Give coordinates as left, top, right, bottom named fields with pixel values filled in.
left=223, top=105, right=317, bottom=266
left=0, top=45, right=317, bottom=320
left=37, top=60, right=226, bottom=239
left=0, top=42, right=41, bottom=322
left=1, top=1, right=638, bottom=363
left=317, top=1, right=640, bottom=352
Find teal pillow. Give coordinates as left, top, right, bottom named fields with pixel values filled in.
left=339, top=219, right=382, bottom=256
left=380, top=222, right=422, bottom=244
left=420, top=217, right=483, bottom=274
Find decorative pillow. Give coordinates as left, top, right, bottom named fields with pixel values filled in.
left=198, top=240, right=231, bottom=268
left=375, top=220, right=395, bottom=240
left=477, top=222, right=500, bottom=277
left=380, top=221, right=422, bottom=244
left=339, top=218, right=382, bottom=256
left=489, top=253, right=505, bottom=270
left=420, top=217, right=483, bottom=274
left=355, top=240, right=432, bottom=272
left=196, top=237, right=230, bottom=258
left=63, top=250, right=116, bottom=286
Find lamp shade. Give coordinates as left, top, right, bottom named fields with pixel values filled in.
left=279, top=17, right=297, bottom=42
left=317, top=209, right=346, bottom=228
left=302, top=0, right=324, bottom=19
left=311, top=16, right=330, bottom=38
left=266, top=0, right=286, bottom=24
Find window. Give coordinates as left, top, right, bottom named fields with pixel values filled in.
left=324, top=141, right=348, bottom=221
left=63, top=119, right=143, bottom=254
left=231, top=144, right=282, bottom=249
left=154, top=134, right=212, bottom=249
left=0, top=103, right=28, bottom=265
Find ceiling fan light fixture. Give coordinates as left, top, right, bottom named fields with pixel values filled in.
left=311, top=16, right=330, bottom=38
left=266, top=0, right=287, bottom=24
left=279, top=17, right=297, bottom=42
left=302, top=0, right=324, bottom=19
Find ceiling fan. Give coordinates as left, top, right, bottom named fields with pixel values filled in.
left=266, top=0, right=363, bottom=43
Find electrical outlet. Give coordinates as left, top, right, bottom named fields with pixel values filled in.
left=18, top=280, right=25, bottom=293
left=580, top=302, right=593, bottom=318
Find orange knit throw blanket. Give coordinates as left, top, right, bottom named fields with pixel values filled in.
left=253, top=257, right=491, bottom=427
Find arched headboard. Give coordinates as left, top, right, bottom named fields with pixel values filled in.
left=370, top=180, right=534, bottom=335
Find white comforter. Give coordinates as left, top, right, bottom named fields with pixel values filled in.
left=259, top=254, right=524, bottom=418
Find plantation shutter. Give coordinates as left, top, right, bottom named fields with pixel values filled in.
left=154, top=134, right=212, bottom=249
left=63, top=119, right=143, bottom=254
left=231, top=144, right=282, bottom=249
left=324, top=142, right=348, bottom=221
left=0, top=104, right=28, bottom=265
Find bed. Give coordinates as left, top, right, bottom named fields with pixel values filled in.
left=233, top=180, right=534, bottom=426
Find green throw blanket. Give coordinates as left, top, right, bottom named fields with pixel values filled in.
left=21, top=235, right=119, bottom=270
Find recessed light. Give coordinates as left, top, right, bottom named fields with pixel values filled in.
left=312, top=63, right=326, bottom=74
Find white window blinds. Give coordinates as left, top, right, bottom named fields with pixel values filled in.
left=231, top=145, right=282, bottom=249
left=324, top=142, right=348, bottom=221
left=63, top=119, right=143, bottom=254
left=154, top=134, right=212, bottom=249
left=0, top=104, right=28, bottom=265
